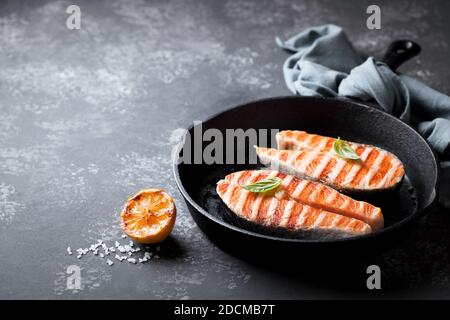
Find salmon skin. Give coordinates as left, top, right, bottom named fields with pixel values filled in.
left=217, top=170, right=381, bottom=239
left=256, top=130, right=405, bottom=193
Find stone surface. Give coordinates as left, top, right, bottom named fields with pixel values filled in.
left=0, top=0, right=449, bottom=299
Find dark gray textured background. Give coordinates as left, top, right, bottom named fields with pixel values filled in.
left=1, top=0, right=450, bottom=299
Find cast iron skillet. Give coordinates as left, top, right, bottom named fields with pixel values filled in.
left=173, top=41, right=439, bottom=260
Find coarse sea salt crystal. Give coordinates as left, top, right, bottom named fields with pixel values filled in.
left=69, top=237, right=157, bottom=266
left=121, top=235, right=127, bottom=239
left=144, top=252, right=152, bottom=259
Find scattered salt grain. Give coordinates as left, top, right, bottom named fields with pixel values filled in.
left=115, top=254, right=125, bottom=262
left=144, top=252, right=152, bottom=259
left=121, top=234, right=127, bottom=239
left=76, top=248, right=89, bottom=255
left=68, top=237, right=156, bottom=267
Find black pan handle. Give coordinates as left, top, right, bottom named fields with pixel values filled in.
left=382, top=40, right=421, bottom=71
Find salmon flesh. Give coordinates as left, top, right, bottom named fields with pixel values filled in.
left=216, top=170, right=383, bottom=238
left=256, top=130, right=405, bottom=192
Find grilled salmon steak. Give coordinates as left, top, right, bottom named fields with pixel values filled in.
left=217, top=170, right=383, bottom=238
left=255, top=130, right=405, bottom=192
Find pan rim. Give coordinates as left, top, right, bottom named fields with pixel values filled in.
left=173, top=95, right=440, bottom=244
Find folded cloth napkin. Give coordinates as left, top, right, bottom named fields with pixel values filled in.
left=276, top=24, right=450, bottom=208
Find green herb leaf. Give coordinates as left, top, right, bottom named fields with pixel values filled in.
left=243, top=177, right=282, bottom=193
left=333, top=137, right=361, bottom=160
